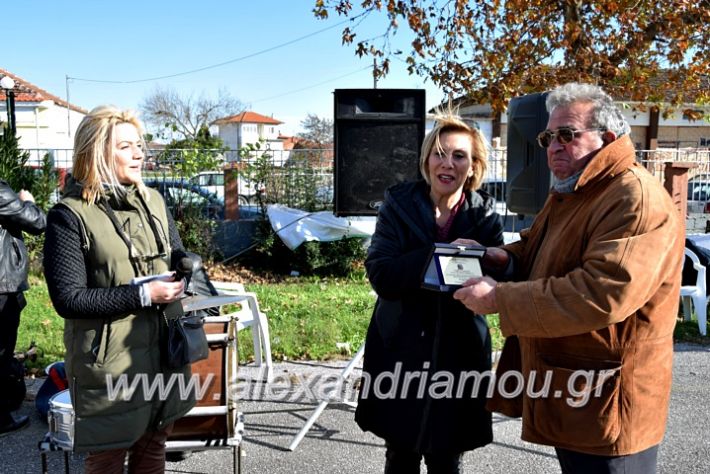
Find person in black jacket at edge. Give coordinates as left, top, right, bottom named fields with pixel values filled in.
left=355, top=114, right=504, bottom=473
left=0, top=181, right=46, bottom=435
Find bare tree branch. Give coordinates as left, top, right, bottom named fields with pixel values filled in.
left=141, top=86, right=245, bottom=141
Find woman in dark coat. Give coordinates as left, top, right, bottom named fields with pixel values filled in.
left=355, top=114, right=504, bottom=473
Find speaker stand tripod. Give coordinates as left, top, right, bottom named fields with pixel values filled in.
left=288, top=344, right=365, bottom=451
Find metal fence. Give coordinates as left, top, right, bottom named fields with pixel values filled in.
left=637, top=148, right=710, bottom=180
left=20, top=145, right=710, bottom=216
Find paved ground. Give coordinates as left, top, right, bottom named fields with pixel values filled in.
left=3, top=343, right=709, bottom=473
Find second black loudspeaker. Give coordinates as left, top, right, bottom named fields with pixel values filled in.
left=506, top=92, right=551, bottom=216
left=334, top=89, right=425, bottom=216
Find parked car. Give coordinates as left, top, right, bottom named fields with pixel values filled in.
left=144, top=179, right=225, bottom=220
left=314, top=184, right=334, bottom=206
left=687, top=175, right=710, bottom=214
left=190, top=171, right=225, bottom=200
left=190, top=171, right=265, bottom=205
left=144, top=178, right=262, bottom=220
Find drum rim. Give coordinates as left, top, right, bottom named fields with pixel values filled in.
left=49, top=388, right=72, bottom=407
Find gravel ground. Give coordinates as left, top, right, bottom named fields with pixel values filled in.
left=2, top=343, right=708, bottom=473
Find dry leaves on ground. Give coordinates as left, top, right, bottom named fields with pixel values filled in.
left=205, top=262, right=287, bottom=285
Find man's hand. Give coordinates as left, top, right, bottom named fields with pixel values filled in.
left=450, top=238, right=480, bottom=247
left=18, top=190, right=35, bottom=203
left=450, top=238, right=510, bottom=275
left=481, top=247, right=510, bottom=274
left=453, top=276, right=499, bottom=315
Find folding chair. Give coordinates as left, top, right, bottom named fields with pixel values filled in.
left=211, top=281, right=274, bottom=382
left=680, top=247, right=708, bottom=336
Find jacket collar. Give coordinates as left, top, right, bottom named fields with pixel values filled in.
left=384, top=180, right=494, bottom=243
left=61, top=174, right=139, bottom=209
left=575, top=135, right=637, bottom=191
left=385, top=180, right=433, bottom=243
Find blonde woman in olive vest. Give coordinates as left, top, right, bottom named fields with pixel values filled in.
left=43, top=106, right=195, bottom=473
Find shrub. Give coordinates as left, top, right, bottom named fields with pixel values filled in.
left=1, top=130, right=57, bottom=275
left=243, top=218, right=366, bottom=277
left=0, top=126, right=34, bottom=191
left=172, top=205, right=221, bottom=261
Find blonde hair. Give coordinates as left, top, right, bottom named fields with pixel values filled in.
left=72, top=105, right=148, bottom=204
left=419, top=113, right=489, bottom=192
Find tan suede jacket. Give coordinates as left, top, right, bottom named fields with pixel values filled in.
left=495, top=135, right=683, bottom=456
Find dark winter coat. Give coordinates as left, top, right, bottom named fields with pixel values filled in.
left=0, top=180, right=46, bottom=294
left=355, top=180, right=504, bottom=454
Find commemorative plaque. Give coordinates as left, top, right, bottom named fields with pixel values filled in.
left=421, top=243, right=485, bottom=292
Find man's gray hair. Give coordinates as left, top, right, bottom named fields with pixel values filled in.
left=546, top=83, right=631, bottom=137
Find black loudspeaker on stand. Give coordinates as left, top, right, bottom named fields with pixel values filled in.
left=333, top=89, right=426, bottom=216
left=506, top=92, right=551, bottom=216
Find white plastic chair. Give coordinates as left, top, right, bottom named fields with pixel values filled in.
left=211, top=281, right=274, bottom=382
left=680, top=248, right=708, bottom=336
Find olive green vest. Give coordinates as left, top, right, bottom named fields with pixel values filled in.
left=61, top=186, right=171, bottom=286
left=58, top=186, right=194, bottom=452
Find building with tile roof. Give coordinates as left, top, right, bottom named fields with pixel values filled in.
left=0, top=68, right=87, bottom=162
left=446, top=73, right=710, bottom=151
left=212, top=110, right=285, bottom=155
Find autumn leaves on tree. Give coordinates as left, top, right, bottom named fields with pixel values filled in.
left=314, top=0, right=709, bottom=119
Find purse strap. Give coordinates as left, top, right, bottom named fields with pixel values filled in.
left=98, top=193, right=167, bottom=278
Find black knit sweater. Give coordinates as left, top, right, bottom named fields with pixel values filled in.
left=43, top=204, right=184, bottom=319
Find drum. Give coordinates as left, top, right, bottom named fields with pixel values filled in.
left=46, top=313, right=239, bottom=451
left=48, top=389, right=74, bottom=450
left=169, top=315, right=239, bottom=441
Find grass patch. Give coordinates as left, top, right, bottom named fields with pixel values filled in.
left=242, top=274, right=374, bottom=361
left=16, top=275, right=66, bottom=369
left=673, top=317, right=710, bottom=345
left=17, top=273, right=378, bottom=369
left=485, top=314, right=504, bottom=351
left=22, top=274, right=704, bottom=371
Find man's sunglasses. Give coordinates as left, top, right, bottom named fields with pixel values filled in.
left=536, top=127, right=605, bottom=148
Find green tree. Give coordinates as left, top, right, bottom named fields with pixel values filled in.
left=314, top=0, right=709, bottom=118
left=0, top=126, right=34, bottom=191
left=0, top=128, right=57, bottom=272
left=239, top=140, right=272, bottom=216
left=31, top=153, right=59, bottom=212
left=165, top=125, right=226, bottom=151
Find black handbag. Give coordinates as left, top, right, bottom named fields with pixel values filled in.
left=97, top=196, right=210, bottom=369
left=163, top=302, right=209, bottom=369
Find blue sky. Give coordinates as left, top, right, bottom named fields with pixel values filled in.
left=3, top=1, right=445, bottom=136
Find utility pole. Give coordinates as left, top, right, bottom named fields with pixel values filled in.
left=0, top=76, right=16, bottom=136
left=373, top=58, right=378, bottom=89
left=65, top=75, right=71, bottom=138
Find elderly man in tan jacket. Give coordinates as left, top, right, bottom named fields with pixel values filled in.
left=454, top=82, right=683, bottom=474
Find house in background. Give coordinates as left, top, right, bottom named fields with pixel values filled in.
left=459, top=100, right=710, bottom=151
left=0, top=67, right=86, bottom=167
left=452, top=75, right=710, bottom=151
left=211, top=111, right=286, bottom=161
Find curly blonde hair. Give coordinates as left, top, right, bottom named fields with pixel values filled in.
left=72, top=105, right=148, bottom=204
left=419, top=113, right=489, bottom=192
